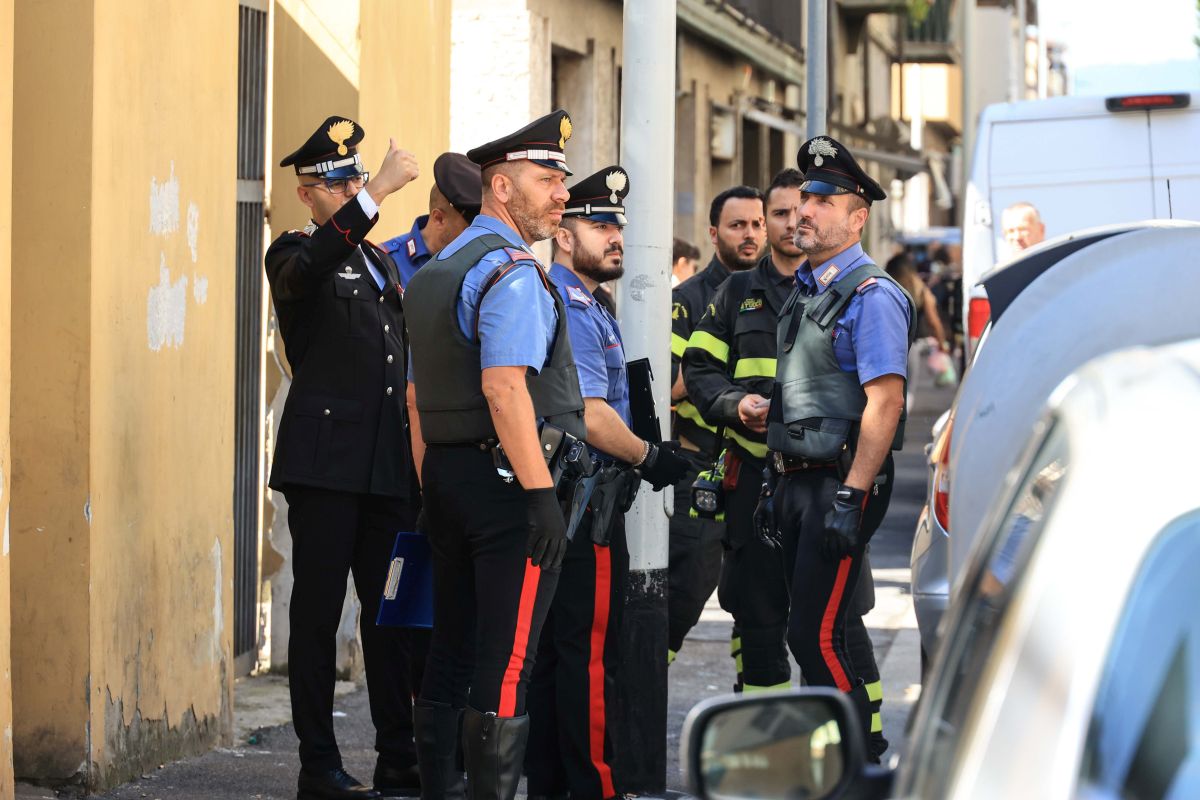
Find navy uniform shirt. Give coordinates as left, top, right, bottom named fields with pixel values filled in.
left=793, top=242, right=910, bottom=383
left=549, top=263, right=631, bottom=432
left=380, top=215, right=431, bottom=290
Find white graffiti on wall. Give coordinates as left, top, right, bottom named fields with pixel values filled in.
left=147, top=253, right=188, bottom=351
left=149, top=162, right=180, bottom=236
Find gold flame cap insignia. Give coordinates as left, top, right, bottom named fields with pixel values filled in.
left=327, top=120, right=356, bottom=156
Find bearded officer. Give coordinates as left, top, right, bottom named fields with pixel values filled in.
left=266, top=117, right=420, bottom=799
left=380, top=152, right=482, bottom=289
left=405, top=110, right=586, bottom=800
left=525, top=167, right=688, bottom=800
left=758, top=136, right=913, bottom=763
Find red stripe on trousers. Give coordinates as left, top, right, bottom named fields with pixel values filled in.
left=588, top=544, right=616, bottom=798
left=498, top=562, right=542, bottom=717
left=819, top=556, right=854, bottom=692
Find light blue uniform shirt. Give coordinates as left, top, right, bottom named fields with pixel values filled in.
left=379, top=215, right=431, bottom=289
left=794, top=242, right=910, bottom=384
left=549, top=263, right=631, bottom=429
left=437, top=214, right=557, bottom=372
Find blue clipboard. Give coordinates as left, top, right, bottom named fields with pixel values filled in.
left=376, top=531, right=434, bottom=629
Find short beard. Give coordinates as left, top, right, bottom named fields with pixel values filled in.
left=509, top=183, right=562, bottom=242
left=573, top=240, right=625, bottom=284
left=795, top=214, right=855, bottom=257
left=716, top=237, right=759, bottom=271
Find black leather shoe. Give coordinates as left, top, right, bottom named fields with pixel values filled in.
left=297, top=766, right=381, bottom=799
left=373, top=761, right=421, bottom=798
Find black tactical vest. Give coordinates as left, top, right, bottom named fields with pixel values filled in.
left=405, top=232, right=586, bottom=443
left=766, top=261, right=914, bottom=460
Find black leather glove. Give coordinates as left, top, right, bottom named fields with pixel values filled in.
left=820, top=484, right=869, bottom=562
left=753, top=469, right=781, bottom=549
left=525, top=487, right=568, bottom=570
left=639, top=440, right=689, bottom=491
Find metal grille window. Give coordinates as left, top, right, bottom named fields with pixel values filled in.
left=234, top=0, right=268, bottom=673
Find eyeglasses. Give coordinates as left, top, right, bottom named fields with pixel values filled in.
left=301, top=173, right=370, bottom=196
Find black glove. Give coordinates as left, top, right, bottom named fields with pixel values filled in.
left=820, top=484, right=869, bottom=562
left=639, top=440, right=689, bottom=491
left=525, top=487, right=568, bottom=570
left=753, top=469, right=780, bottom=549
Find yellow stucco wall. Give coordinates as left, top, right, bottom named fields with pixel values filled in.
left=0, top=0, right=15, bottom=795
left=12, top=0, right=236, bottom=789
left=10, top=0, right=94, bottom=782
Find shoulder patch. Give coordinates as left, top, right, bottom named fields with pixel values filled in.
left=855, top=277, right=878, bottom=295
left=739, top=297, right=764, bottom=313
left=566, top=285, right=594, bottom=306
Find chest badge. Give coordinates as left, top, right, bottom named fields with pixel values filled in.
left=817, top=264, right=840, bottom=287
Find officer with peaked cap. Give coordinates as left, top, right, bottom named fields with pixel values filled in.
left=404, top=110, right=589, bottom=800
left=525, top=167, right=688, bottom=800
left=266, top=117, right=422, bottom=799
left=755, top=135, right=914, bottom=763
left=380, top=152, right=482, bottom=289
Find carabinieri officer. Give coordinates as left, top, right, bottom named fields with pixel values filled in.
left=266, top=117, right=421, bottom=799
left=526, top=167, right=688, bottom=800
left=379, top=152, right=482, bottom=289
left=405, top=110, right=585, bottom=800
left=758, top=136, right=914, bottom=763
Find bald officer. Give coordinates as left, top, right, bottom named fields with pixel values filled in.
left=759, top=136, right=913, bottom=763
left=380, top=152, right=482, bottom=288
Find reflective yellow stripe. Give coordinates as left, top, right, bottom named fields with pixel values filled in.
left=871, top=712, right=882, bottom=733
left=686, top=330, right=729, bottom=363
left=675, top=401, right=718, bottom=433
left=728, top=429, right=768, bottom=459
left=733, top=357, right=777, bottom=379
left=865, top=680, right=883, bottom=703
left=744, top=682, right=791, bottom=693
left=667, top=649, right=677, bottom=665
left=671, top=332, right=689, bottom=358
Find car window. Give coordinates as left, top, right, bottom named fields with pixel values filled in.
left=902, top=417, right=1069, bottom=799
left=1076, top=512, right=1200, bottom=800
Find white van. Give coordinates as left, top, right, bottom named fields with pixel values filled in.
left=960, top=92, right=1200, bottom=347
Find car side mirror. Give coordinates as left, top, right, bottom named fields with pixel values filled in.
left=681, top=688, right=892, bottom=800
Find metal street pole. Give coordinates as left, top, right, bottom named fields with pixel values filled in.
left=806, top=0, right=828, bottom=139
left=615, top=0, right=675, bottom=792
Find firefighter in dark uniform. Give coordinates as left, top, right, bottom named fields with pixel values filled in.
left=380, top=152, right=482, bottom=289
left=684, top=168, right=889, bottom=755
left=266, top=117, right=421, bottom=800
left=757, top=137, right=914, bottom=763
left=667, top=186, right=765, bottom=678
left=526, top=167, right=688, bottom=800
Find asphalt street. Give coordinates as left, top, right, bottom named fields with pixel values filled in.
left=19, top=380, right=955, bottom=800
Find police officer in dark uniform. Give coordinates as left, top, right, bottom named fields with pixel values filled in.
left=667, top=186, right=765, bottom=674
left=526, top=167, right=688, bottom=800
left=379, top=152, right=482, bottom=289
left=757, top=137, right=913, bottom=763
left=266, top=117, right=421, bottom=799
left=404, top=110, right=597, bottom=800
left=686, top=168, right=889, bottom=754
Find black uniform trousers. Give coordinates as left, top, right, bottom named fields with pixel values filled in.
left=526, top=512, right=628, bottom=800
left=419, top=444, right=560, bottom=717
left=771, top=457, right=894, bottom=697
left=284, top=485, right=419, bottom=772
left=667, top=448, right=726, bottom=655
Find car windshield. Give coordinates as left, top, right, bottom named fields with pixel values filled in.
left=901, top=416, right=1070, bottom=798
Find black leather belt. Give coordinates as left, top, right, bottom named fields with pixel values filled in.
left=772, top=451, right=839, bottom=474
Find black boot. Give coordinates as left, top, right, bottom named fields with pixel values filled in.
left=461, top=707, right=529, bottom=800
left=414, top=700, right=466, bottom=800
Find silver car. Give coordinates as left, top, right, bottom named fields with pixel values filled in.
left=686, top=339, right=1200, bottom=799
